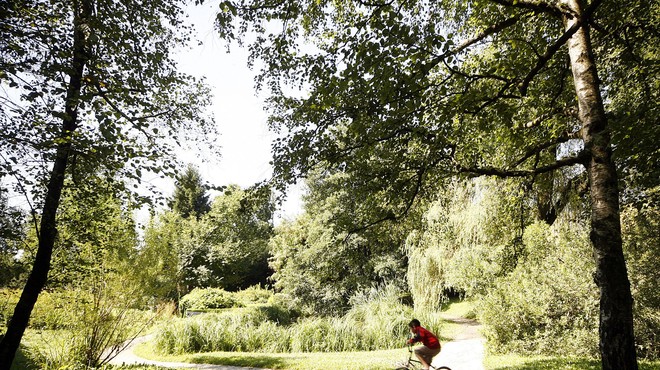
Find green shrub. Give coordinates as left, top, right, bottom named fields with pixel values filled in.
left=0, top=289, right=20, bottom=327
left=622, top=201, right=660, bottom=360
left=2, top=289, right=77, bottom=330
left=22, top=279, right=155, bottom=369
left=232, top=285, right=274, bottom=305
left=30, top=290, right=84, bottom=330
left=479, top=221, right=599, bottom=356
left=179, top=288, right=242, bottom=313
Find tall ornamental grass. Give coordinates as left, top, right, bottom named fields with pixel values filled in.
left=155, top=285, right=442, bottom=354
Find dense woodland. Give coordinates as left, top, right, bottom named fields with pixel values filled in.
left=1, top=0, right=658, bottom=369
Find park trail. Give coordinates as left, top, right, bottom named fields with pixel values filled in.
left=108, top=335, right=262, bottom=370
left=109, top=317, right=486, bottom=370
left=431, top=315, right=486, bottom=370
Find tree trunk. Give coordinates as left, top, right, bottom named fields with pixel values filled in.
left=561, top=0, right=638, bottom=369
left=0, top=1, right=91, bottom=366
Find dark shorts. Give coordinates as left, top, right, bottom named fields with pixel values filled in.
left=414, top=345, right=441, bottom=365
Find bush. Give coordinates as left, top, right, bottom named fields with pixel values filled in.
left=621, top=200, right=660, bottom=360
left=179, top=288, right=242, bottom=313
left=23, top=278, right=155, bottom=369
left=0, top=289, right=20, bottom=327
left=479, top=221, right=599, bottom=356
left=2, top=289, right=79, bottom=330
left=232, top=285, right=274, bottom=305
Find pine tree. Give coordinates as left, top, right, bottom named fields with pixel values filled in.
left=169, top=164, right=211, bottom=219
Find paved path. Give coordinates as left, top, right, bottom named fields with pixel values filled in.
left=109, top=318, right=486, bottom=370
left=431, top=317, right=486, bottom=370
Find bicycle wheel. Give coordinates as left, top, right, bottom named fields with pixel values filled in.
left=435, top=367, right=451, bottom=370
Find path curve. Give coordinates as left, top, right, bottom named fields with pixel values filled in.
left=107, top=335, right=265, bottom=369
left=431, top=317, right=485, bottom=370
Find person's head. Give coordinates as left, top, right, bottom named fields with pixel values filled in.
left=408, top=319, right=420, bottom=329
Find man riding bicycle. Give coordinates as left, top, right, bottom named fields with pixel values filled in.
left=406, top=319, right=441, bottom=370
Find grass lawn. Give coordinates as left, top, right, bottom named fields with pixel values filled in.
left=440, top=298, right=477, bottom=320
left=131, top=298, right=480, bottom=370
left=485, top=353, right=660, bottom=370
left=134, top=340, right=408, bottom=370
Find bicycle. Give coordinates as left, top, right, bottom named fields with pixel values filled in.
left=394, top=344, right=451, bottom=370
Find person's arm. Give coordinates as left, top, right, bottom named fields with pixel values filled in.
left=407, top=330, right=421, bottom=345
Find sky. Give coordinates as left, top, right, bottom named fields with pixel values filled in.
left=2, top=1, right=303, bottom=225
left=163, top=1, right=304, bottom=222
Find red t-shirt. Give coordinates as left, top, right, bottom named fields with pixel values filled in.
left=409, top=326, right=440, bottom=349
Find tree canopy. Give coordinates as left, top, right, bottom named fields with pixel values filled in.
left=0, top=0, right=217, bottom=364
left=214, top=0, right=658, bottom=368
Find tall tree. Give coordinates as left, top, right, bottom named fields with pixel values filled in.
left=0, top=0, right=215, bottom=365
left=168, top=164, right=211, bottom=219
left=202, top=184, right=274, bottom=291
left=138, top=184, right=274, bottom=300
left=214, top=0, right=658, bottom=368
left=270, top=169, right=412, bottom=315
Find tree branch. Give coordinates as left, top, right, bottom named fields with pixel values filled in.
left=519, top=21, right=581, bottom=95
left=92, top=81, right=173, bottom=125
left=489, top=0, right=564, bottom=18
left=428, top=13, right=525, bottom=68
left=510, top=130, right=580, bottom=167
left=517, top=0, right=603, bottom=94
left=458, top=151, right=587, bottom=178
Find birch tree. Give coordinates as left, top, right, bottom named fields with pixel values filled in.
left=213, top=0, right=658, bottom=368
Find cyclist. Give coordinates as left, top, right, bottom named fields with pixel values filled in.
left=406, top=319, right=441, bottom=370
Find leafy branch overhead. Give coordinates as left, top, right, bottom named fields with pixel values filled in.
left=1, top=0, right=218, bottom=206
left=213, top=0, right=657, bottom=368
left=214, top=0, right=656, bottom=212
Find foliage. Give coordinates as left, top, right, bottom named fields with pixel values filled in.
left=18, top=279, right=154, bottom=368
left=214, top=2, right=657, bottom=366
left=136, top=185, right=274, bottom=302
left=133, top=211, right=182, bottom=302
left=1, top=0, right=216, bottom=363
left=405, top=178, right=527, bottom=310
left=0, top=0, right=216, bottom=203
left=269, top=171, right=411, bottom=315
left=621, top=192, right=660, bottom=359
left=154, top=285, right=439, bottom=354
left=201, top=184, right=274, bottom=291
left=0, top=290, right=20, bottom=328
left=179, top=288, right=242, bottom=313
left=479, top=220, right=599, bottom=356
left=47, top=178, right=137, bottom=288
left=4, top=183, right=156, bottom=367
left=593, top=1, right=660, bottom=193
left=232, top=285, right=274, bottom=305
left=0, top=191, right=26, bottom=288
left=24, top=290, right=79, bottom=330
left=168, top=164, right=211, bottom=220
